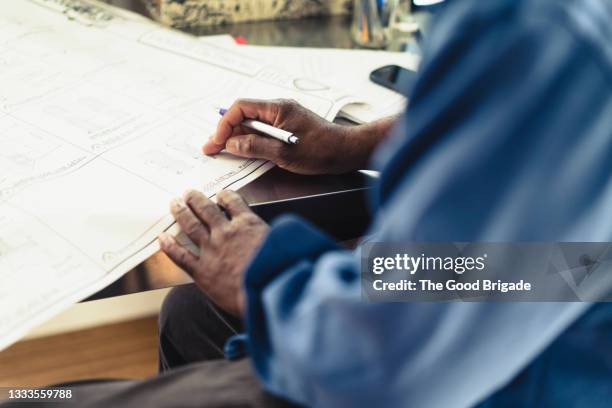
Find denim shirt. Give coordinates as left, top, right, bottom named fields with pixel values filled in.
left=232, top=0, right=612, bottom=406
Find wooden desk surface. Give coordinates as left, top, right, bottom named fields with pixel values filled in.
left=86, top=1, right=375, bottom=300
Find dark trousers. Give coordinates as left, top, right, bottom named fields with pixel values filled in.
left=158, top=284, right=244, bottom=371
left=1, top=284, right=296, bottom=408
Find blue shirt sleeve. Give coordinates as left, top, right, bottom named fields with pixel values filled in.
left=243, top=1, right=612, bottom=407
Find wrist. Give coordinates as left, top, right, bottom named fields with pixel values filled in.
left=338, top=121, right=388, bottom=171
left=236, top=289, right=246, bottom=318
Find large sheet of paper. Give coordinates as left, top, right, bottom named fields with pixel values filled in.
left=199, top=37, right=421, bottom=123
left=0, top=0, right=357, bottom=351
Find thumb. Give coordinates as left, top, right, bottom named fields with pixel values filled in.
left=225, top=134, right=286, bottom=161
left=203, top=136, right=225, bottom=155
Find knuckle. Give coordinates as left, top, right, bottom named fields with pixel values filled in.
left=278, top=99, right=294, bottom=114
left=164, top=240, right=176, bottom=254
left=240, top=136, right=253, bottom=153
left=279, top=98, right=297, bottom=106
left=174, top=209, right=190, bottom=222
left=216, top=190, right=230, bottom=200
left=223, top=189, right=240, bottom=199
left=201, top=203, right=224, bottom=223
left=285, top=99, right=299, bottom=112
left=174, top=205, right=187, bottom=216
left=185, top=221, right=201, bottom=236
left=178, top=253, right=191, bottom=269
left=271, top=98, right=286, bottom=107
left=240, top=212, right=261, bottom=224
left=226, top=189, right=242, bottom=200
left=201, top=200, right=217, bottom=214
left=216, top=224, right=234, bottom=238
left=226, top=194, right=241, bottom=207
left=183, top=189, right=201, bottom=203
left=232, top=98, right=245, bottom=108
left=269, top=100, right=281, bottom=117
left=217, top=191, right=232, bottom=205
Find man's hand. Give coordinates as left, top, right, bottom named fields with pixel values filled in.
left=203, top=99, right=391, bottom=175
left=158, top=190, right=268, bottom=317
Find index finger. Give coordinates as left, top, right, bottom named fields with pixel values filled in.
left=213, top=99, right=279, bottom=146
left=216, top=190, right=250, bottom=217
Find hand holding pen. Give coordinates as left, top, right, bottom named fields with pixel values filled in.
left=203, top=98, right=389, bottom=175
left=216, top=107, right=299, bottom=145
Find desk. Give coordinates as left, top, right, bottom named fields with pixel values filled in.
left=87, top=2, right=374, bottom=301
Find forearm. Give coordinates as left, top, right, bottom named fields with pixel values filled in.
left=337, top=115, right=398, bottom=171
left=363, top=115, right=399, bottom=139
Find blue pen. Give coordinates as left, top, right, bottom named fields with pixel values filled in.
left=216, top=107, right=299, bottom=145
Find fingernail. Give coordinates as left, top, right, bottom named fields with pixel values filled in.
left=183, top=190, right=198, bottom=201
left=158, top=234, right=169, bottom=246
left=171, top=198, right=184, bottom=210
left=202, top=144, right=216, bottom=155
left=227, top=139, right=238, bottom=151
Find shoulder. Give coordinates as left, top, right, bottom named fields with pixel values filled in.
left=435, top=0, right=611, bottom=30
left=423, top=0, right=612, bottom=75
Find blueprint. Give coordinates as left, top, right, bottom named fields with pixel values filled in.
left=0, top=0, right=356, bottom=350
left=237, top=45, right=420, bottom=123
left=199, top=37, right=420, bottom=123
